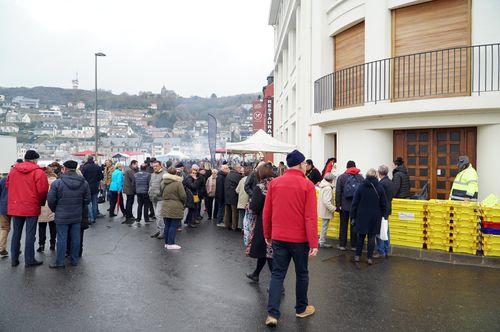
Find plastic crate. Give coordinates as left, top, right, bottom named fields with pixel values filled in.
left=426, top=223, right=451, bottom=233
left=452, top=245, right=478, bottom=255
left=483, top=248, right=500, bottom=257
left=391, top=238, right=424, bottom=249
left=391, top=220, right=425, bottom=230
left=390, top=210, right=426, bottom=221
left=392, top=199, right=427, bottom=208
left=482, top=221, right=500, bottom=230
left=426, top=210, right=451, bottom=219
left=482, top=234, right=500, bottom=245
left=426, top=243, right=451, bottom=252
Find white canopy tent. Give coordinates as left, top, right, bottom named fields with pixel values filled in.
left=156, top=150, right=190, bottom=161
left=225, top=130, right=296, bottom=154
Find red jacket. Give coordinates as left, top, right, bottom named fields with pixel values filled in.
left=7, top=162, right=49, bottom=217
left=263, top=169, right=318, bottom=248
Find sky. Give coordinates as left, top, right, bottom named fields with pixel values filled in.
left=0, top=0, right=274, bottom=97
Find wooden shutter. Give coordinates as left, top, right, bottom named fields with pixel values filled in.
left=334, top=21, right=365, bottom=108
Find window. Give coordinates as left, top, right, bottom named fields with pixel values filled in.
left=290, top=85, right=296, bottom=115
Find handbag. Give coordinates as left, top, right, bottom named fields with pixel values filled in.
left=379, top=217, right=389, bottom=241
left=193, top=194, right=200, bottom=204
left=97, top=189, right=105, bottom=204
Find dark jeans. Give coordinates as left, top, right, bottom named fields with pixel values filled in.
left=185, top=208, right=195, bottom=225
left=268, top=240, right=309, bottom=319
left=339, top=210, right=357, bottom=248
left=196, top=200, right=202, bottom=219
left=148, top=200, right=155, bottom=217
left=164, top=218, right=180, bottom=245
left=38, top=221, right=56, bottom=247
left=109, top=191, right=125, bottom=215
left=67, top=224, right=85, bottom=257
left=136, top=193, right=150, bottom=222
left=356, top=233, right=376, bottom=259
left=11, top=216, right=38, bottom=264
left=216, top=199, right=224, bottom=224
left=205, top=196, right=215, bottom=219
left=56, top=223, right=80, bottom=266
left=125, top=194, right=135, bottom=219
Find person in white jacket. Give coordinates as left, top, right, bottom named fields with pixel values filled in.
left=317, top=173, right=336, bottom=248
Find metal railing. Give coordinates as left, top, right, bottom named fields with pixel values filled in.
left=314, top=43, right=500, bottom=113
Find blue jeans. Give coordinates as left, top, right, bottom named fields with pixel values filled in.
left=267, top=240, right=309, bottom=319
left=164, top=218, right=180, bottom=245
left=377, top=224, right=390, bottom=255
left=11, top=216, right=38, bottom=264
left=88, top=193, right=98, bottom=223
left=55, top=223, right=81, bottom=266
left=216, top=200, right=225, bottom=224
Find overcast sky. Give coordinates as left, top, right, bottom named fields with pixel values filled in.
left=0, top=0, right=274, bottom=97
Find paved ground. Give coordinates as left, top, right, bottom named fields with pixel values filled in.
left=1, top=209, right=499, bottom=332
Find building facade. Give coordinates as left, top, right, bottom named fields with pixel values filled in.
left=269, top=0, right=500, bottom=199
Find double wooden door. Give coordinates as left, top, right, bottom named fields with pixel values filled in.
left=393, top=127, right=476, bottom=199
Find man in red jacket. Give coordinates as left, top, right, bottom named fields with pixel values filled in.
left=7, top=150, right=49, bottom=267
left=263, top=150, right=318, bottom=328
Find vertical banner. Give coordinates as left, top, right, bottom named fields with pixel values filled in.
left=207, top=113, right=217, bottom=165
left=252, top=100, right=266, bottom=132
left=265, top=97, right=274, bottom=136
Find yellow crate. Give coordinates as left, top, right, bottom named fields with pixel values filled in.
left=451, top=227, right=479, bottom=236
left=392, top=198, right=427, bottom=208
left=392, top=233, right=425, bottom=242
left=389, top=213, right=426, bottom=223
left=390, top=221, right=425, bottom=230
left=426, top=210, right=451, bottom=219
left=452, top=245, right=478, bottom=255
left=484, top=248, right=500, bottom=257
left=426, top=243, right=451, bottom=252
left=481, top=206, right=500, bottom=220
left=391, top=229, right=424, bottom=238
left=426, top=236, right=452, bottom=246
left=482, top=234, right=500, bottom=245
left=425, top=224, right=451, bottom=233
left=391, top=238, right=423, bottom=249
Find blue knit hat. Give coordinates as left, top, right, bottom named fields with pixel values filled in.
left=286, top=150, right=305, bottom=167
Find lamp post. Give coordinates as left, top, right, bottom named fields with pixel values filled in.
left=94, top=52, right=106, bottom=158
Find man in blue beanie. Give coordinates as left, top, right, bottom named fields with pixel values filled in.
left=263, top=150, right=318, bottom=327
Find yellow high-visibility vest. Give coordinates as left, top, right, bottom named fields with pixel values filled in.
left=450, top=164, right=478, bottom=201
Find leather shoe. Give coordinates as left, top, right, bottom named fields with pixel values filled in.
left=25, top=260, right=43, bottom=267
left=11, top=260, right=19, bottom=267
left=49, top=264, right=65, bottom=269
left=246, top=273, right=259, bottom=283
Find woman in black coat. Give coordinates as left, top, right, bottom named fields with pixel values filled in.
left=245, top=163, right=274, bottom=283
left=350, top=168, right=388, bottom=265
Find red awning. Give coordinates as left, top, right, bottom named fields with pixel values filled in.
left=72, top=150, right=104, bottom=157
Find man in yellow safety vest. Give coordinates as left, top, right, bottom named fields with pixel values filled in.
left=450, top=155, right=478, bottom=201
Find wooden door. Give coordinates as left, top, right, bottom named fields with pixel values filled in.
left=393, top=127, right=476, bottom=199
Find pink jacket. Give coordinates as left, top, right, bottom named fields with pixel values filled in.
left=206, top=176, right=216, bottom=197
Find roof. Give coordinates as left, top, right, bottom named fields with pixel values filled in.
left=225, top=130, right=296, bottom=154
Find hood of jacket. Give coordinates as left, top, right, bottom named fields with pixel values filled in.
left=60, top=172, right=86, bottom=190
left=319, top=179, right=333, bottom=188
left=162, top=173, right=183, bottom=184
left=13, top=161, right=41, bottom=174
left=393, top=165, right=408, bottom=174
left=346, top=167, right=361, bottom=175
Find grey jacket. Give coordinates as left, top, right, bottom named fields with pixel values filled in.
left=134, top=171, right=151, bottom=195
left=123, top=168, right=137, bottom=196
left=149, top=168, right=166, bottom=200
left=47, top=171, right=91, bottom=225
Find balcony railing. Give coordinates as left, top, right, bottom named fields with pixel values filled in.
left=314, top=43, right=500, bottom=113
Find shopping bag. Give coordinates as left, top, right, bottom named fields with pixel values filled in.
left=379, top=217, right=389, bottom=241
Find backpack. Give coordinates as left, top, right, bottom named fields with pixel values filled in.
left=343, top=174, right=361, bottom=200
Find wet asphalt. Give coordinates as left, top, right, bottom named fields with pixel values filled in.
left=0, top=206, right=499, bottom=332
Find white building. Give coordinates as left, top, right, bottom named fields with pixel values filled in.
left=12, top=96, right=39, bottom=109
left=0, top=124, right=19, bottom=134
left=39, top=109, right=63, bottom=119
left=269, top=0, right=500, bottom=200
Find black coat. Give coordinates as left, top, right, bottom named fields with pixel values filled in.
left=215, top=172, right=227, bottom=203
left=335, top=171, right=364, bottom=212
left=393, top=165, right=411, bottom=198
left=379, top=176, right=395, bottom=216
left=244, top=172, right=257, bottom=197
left=47, top=172, right=91, bottom=225
left=249, top=184, right=267, bottom=259
left=306, top=167, right=322, bottom=185
left=182, top=175, right=197, bottom=209
left=350, top=177, right=388, bottom=235
left=224, top=170, right=242, bottom=206
left=80, top=160, right=104, bottom=194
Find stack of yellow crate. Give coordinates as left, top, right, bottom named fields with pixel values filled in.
left=480, top=205, right=500, bottom=257
left=449, top=201, right=480, bottom=255
left=389, top=199, right=426, bottom=248
left=317, top=213, right=342, bottom=239
left=425, top=200, right=453, bottom=252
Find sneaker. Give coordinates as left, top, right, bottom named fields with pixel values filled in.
left=350, top=247, right=356, bottom=252
left=157, top=234, right=164, bottom=239
left=216, top=223, right=226, bottom=228
left=265, top=316, right=278, bottom=328
left=109, top=213, right=117, bottom=217
left=319, top=243, right=333, bottom=248
left=372, top=252, right=382, bottom=259
left=25, top=260, right=43, bottom=267
left=166, top=244, right=181, bottom=250
left=49, top=264, right=65, bottom=269
left=150, top=231, right=160, bottom=238
left=36, top=246, right=44, bottom=253
left=0, top=250, right=8, bottom=258
left=245, top=273, right=259, bottom=283
left=296, top=305, right=315, bottom=318
left=354, top=255, right=360, bottom=262
left=367, top=259, right=374, bottom=265
left=337, top=246, right=347, bottom=251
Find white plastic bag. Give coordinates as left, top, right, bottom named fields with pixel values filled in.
left=379, top=217, right=389, bottom=241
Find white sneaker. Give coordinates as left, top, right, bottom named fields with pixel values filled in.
left=166, top=244, right=181, bottom=250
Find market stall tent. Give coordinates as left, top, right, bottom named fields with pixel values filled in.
left=225, top=130, right=296, bottom=154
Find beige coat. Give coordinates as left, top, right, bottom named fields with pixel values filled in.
left=317, top=179, right=335, bottom=219
left=236, top=176, right=249, bottom=209
left=39, top=176, right=57, bottom=222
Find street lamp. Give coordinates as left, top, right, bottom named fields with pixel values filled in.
left=94, top=52, right=106, bottom=158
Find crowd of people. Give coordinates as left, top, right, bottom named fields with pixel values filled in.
left=4, top=146, right=478, bottom=327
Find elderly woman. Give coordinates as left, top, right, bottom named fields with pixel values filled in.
left=37, top=167, right=58, bottom=252
left=161, top=167, right=187, bottom=250
left=350, top=168, right=388, bottom=265
left=108, top=163, right=125, bottom=218
left=317, top=172, right=336, bottom=248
